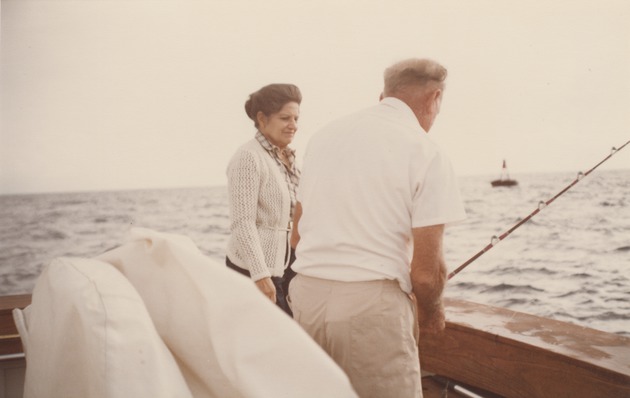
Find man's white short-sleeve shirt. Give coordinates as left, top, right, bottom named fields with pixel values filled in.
left=293, top=97, right=466, bottom=293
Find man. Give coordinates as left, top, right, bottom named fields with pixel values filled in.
left=289, top=58, right=466, bottom=398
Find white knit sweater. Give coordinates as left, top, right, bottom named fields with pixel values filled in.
left=226, top=138, right=292, bottom=281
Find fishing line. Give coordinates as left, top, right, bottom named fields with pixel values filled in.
left=448, top=139, right=630, bottom=280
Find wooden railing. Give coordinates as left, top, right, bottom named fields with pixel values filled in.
left=419, top=298, right=630, bottom=398
left=0, top=295, right=30, bottom=357
left=0, top=295, right=30, bottom=398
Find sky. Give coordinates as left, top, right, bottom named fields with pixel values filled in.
left=1, top=0, right=629, bottom=194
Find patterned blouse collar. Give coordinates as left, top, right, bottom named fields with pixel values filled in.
left=255, top=130, right=297, bottom=162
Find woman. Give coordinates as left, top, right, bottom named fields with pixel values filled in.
left=225, top=83, right=301, bottom=315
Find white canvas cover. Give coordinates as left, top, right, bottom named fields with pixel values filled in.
left=13, top=227, right=356, bottom=397
left=95, top=227, right=357, bottom=397
left=12, top=257, right=193, bottom=398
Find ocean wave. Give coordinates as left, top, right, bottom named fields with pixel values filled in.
left=604, top=296, right=630, bottom=303
left=569, top=272, right=593, bottom=279
left=580, top=311, right=630, bottom=321
left=31, top=229, right=67, bottom=241
left=551, top=310, right=574, bottom=319
left=54, top=200, right=90, bottom=207
left=481, top=283, right=545, bottom=294
left=0, top=274, right=17, bottom=289
left=513, top=266, right=558, bottom=275
left=40, top=210, right=64, bottom=220
left=599, top=199, right=627, bottom=207
left=554, top=288, right=598, bottom=298
left=495, top=298, right=532, bottom=307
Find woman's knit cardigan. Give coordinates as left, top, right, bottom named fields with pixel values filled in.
left=226, top=138, right=292, bottom=281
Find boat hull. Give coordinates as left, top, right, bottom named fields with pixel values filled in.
left=491, top=179, right=518, bottom=187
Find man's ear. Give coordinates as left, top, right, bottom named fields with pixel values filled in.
left=433, top=89, right=442, bottom=102
left=433, top=89, right=443, bottom=112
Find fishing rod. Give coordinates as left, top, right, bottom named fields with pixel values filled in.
left=448, top=139, right=630, bottom=280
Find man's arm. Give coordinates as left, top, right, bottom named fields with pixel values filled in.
left=290, top=201, right=303, bottom=249
left=410, top=224, right=447, bottom=333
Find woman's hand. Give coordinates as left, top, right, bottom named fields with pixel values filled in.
left=255, top=277, right=277, bottom=303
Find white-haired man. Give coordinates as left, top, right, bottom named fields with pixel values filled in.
left=289, top=58, right=466, bottom=398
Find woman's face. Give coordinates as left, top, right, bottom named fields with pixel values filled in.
left=257, top=101, right=300, bottom=149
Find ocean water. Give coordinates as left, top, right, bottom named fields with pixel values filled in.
left=1, top=169, right=628, bottom=336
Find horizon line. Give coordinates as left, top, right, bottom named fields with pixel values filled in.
left=1, top=167, right=627, bottom=197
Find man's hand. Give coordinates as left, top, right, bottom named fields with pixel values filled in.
left=418, top=299, right=445, bottom=334
left=255, top=277, right=277, bottom=303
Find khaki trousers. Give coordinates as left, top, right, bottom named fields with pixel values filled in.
left=288, top=274, right=422, bottom=398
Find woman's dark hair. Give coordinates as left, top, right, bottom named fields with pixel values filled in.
left=244, top=84, right=302, bottom=128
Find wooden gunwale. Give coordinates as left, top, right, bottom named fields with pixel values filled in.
left=0, top=294, right=30, bottom=357
left=418, top=298, right=630, bottom=398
